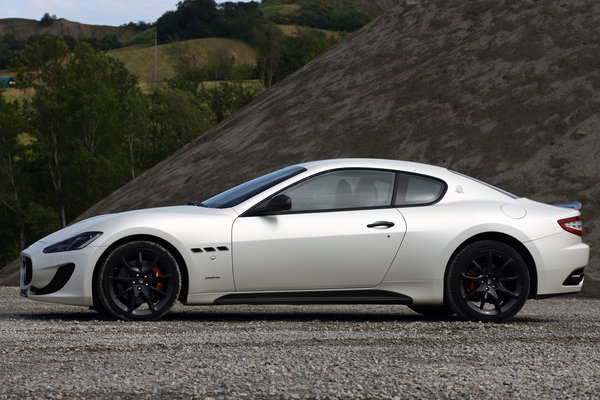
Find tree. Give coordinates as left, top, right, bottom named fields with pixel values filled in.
left=155, top=0, right=263, bottom=44
left=197, top=81, right=262, bottom=123
left=0, top=96, right=27, bottom=263
left=165, top=41, right=262, bottom=123
left=167, top=42, right=255, bottom=91
left=156, top=0, right=220, bottom=43
left=12, top=36, right=71, bottom=225
left=271, top=3, right=369, bottom=32
left=0, top=34, right=25, bottom=69
left=146, top=87, right=214, bottom=168
left=12, top=36, right=145, bottom=226
left=277, top=28, right=339, bottom=80
left=253, top=21, right=284, bottom=87
left=219, top=1, right=264, bottom=43
left=39, top=13, right=58, bottom=27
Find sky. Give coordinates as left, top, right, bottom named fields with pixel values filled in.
left=1, top=0, right=254, bottom=26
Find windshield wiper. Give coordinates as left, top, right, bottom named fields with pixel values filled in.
left=187, top=201, right=207, bottom=207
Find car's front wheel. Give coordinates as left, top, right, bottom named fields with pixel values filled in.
left=445, top=240, right=529, bottom=322
left=96, top=240, right=181, bottom=321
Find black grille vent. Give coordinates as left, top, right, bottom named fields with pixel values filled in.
left=22, top=256, right=32, bottom=285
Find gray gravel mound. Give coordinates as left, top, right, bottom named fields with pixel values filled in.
left=1, top=287, right=599, bottom=399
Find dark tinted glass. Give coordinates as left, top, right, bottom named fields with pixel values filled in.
left=395, top=173, right=446, bottom=206
left=281, top=169, right=395, bottom=212
left=202, top=166, right=306, bottom=208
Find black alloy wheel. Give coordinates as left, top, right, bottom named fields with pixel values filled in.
left=446, top=240, right=529, bottom=322
left=96, top=241, right=181, bottom=321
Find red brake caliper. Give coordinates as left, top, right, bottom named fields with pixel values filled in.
left=153, top=266, right=164, bottom=290
left=466, top=269, right=476, bottom=292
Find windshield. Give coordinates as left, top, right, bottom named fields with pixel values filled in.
left=201, top=166, right=307, bottom=208
left=450, top=170, right=520, bottom=199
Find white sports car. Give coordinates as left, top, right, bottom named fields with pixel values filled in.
left=20, top=159, right=589, bottom=321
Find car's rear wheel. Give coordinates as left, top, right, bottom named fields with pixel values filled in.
left=445, top=240, right=529, bottom=322
left=408, top=304, right=454, bottom=317
left=96, top=241, right=181, bottom=321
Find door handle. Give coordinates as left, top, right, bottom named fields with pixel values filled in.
left=367, top=221, right=395, bottom=228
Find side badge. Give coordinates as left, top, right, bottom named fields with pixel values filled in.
left=456, top=185, right=464, bottom=194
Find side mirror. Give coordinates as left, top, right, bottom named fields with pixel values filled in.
left=265, top=194, right=292, bottom=212
left=247, top=194, right=292, bottom=216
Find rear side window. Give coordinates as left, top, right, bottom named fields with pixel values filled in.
left=395, top=173, right=446, bottom=206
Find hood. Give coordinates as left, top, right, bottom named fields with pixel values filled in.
left=36, top=205, right=232, bottom=244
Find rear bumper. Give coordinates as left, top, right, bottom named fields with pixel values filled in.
left=525, top=232, right=590, bottom=296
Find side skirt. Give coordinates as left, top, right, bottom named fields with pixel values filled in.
left=213, top=289, right=413, bottom=305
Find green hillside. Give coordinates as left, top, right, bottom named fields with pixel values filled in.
left=259, top=0, right=399, bottom=30
left=260, top=0, right=394, bottom=19
left=107, top=38, right=258, bottom=83
left=276, top=24, right=340, bottom=38
left=259, top=4, right=301, bottom=19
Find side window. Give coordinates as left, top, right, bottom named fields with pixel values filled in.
left=395, top=173, right=446, bottom=206
left=281, top=169, right=395, bottom=212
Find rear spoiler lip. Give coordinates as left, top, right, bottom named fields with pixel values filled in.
left=554, top=201, right=582, bottom=210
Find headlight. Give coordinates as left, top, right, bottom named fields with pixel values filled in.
left=42, top=232, right=103, bottom=253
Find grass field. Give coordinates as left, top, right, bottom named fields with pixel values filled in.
left=276, top=24, right=341, bottom=38
left=0, top=88, right=33, bottom=102
left=107, top=38, right=258, bottom=83
left=259, top=4, right=301, bottom=19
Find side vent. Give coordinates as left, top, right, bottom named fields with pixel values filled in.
left=192, top=246, right=229, bottom=253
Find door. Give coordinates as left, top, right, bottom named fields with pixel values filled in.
left=231, top=169, right=407, bottom=291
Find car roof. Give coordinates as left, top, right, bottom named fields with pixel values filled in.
left=295, top=158, right=450, bottom=177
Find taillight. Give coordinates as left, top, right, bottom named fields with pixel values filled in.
left=558, top=216, right=582, bottom=237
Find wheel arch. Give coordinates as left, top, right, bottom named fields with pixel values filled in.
left=444, top=232, right=538, bottom=299
left=91, top=234, right=190, bottom=309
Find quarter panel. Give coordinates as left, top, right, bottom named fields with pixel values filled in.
left=384, top=201, right=553, bottom=284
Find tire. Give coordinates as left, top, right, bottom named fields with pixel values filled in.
left=445, top=240, right=529, bottom=322
left=96, top=240, right=181, bottom=321
left=408, top=304, right=454, bottom=317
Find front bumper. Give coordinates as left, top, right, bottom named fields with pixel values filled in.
left=20, top=240, right=106, bottom=306
left=20, top=257, right=75, bottom=297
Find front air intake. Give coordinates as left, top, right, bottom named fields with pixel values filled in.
left=563, top=268, right=585, bottom=286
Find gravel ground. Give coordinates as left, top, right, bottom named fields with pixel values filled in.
left=1, top=287, right=599, bottom=399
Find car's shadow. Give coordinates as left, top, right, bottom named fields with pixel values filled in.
left=7, top=309, right=556, bottom=324
left=163, top=311, right=556, bottom=324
